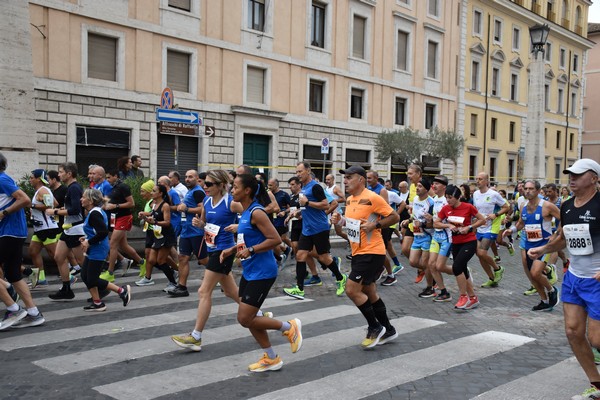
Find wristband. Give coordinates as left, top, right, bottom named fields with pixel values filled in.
left=54, top=209, right=59, bottom=215
left=510, top=225, right=518, bottom=234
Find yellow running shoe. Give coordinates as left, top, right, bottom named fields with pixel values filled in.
left=171, top=333, right=202, bottom=351
left=283, top=318, right=303, bottom=353
left=248, top=353, right=283, bottom=372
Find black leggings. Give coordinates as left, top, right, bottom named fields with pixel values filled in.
left=81, top=258, right=109, bottom=291
left=451, top=240, right=477, bottom=278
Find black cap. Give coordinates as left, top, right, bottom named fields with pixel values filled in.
left=339, top=165, right=367, bottom=178
left=419, top=178, right=431, bottom=191
left=432, top=175, right=448, bottom=186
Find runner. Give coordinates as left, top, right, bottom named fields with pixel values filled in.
left=428, top=175, right=453, bottom=302
left=283, top=162, right=346, bottom=300
left=332, top=165, right=399, bottom=348
left=268, top=178, right=292, bottom=264
left=79, top=188, right=131, bottom=311
left=527, top=159, right=600, bottom=400
left=473, top=172, right=510, bottom=288
left=325, top=174, right=349, bottom=244
left=504, top=180, right=559, bottom=311
left=434, top=184, right=486, bottom=311
left=404, top=164, right=423, bottom=282
left=219, top=174, right=302, bottom=372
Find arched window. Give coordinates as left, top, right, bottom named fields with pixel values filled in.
left=562, top=0, right=569, bottom=20
left=575, top=6, right=582, bottom=27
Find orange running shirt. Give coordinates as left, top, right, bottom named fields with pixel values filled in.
left=345, top=189, right=394, bottom=256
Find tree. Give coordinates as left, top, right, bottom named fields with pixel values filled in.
left=426, top=127, right=465, bottom=182
left=375, top=128, right=424, bottom=169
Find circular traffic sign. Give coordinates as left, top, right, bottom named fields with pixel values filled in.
left=322, top=137, right=329, bottom=147
left=161, top=87, right=174, bottom=109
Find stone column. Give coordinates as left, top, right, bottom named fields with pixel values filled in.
left=524, top=50, right=546, bottom=183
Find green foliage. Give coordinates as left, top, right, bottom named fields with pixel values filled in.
left=122, top=176, right=148, bottom=226
left=426, top=127, right=465, bottom=166
left=375, top=128, right=424, bottom=168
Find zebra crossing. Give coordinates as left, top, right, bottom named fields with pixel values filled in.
left=1, top=270, right=593, bottom=400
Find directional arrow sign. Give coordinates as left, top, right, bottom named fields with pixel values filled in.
left=156, top=108, right=201, bottom=125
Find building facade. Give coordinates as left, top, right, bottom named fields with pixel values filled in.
left=583, top=22, right=600, bottom=160
left=463, top=0, right=591, bottom=188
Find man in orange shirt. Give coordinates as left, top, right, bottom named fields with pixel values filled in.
left=332, top=165, right=399, bottom=349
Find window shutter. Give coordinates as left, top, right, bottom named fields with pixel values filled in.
left=88, top=33, right=117, bottom=81
left=167, top=50, right=190, bottom=92
left=247, top=66, right=265, bottom=103
left=397, top=31, right=407, bottom=70
left=427, top=41, right=437, bottom=78
left=168, top=0, right=191, bottom=11
left=352, top=16, right=365, bottom=59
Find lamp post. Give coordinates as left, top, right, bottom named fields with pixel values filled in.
left=524, top=23, right=550, bottom=182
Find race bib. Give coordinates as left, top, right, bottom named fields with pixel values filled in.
left=237, top=233, right=248, bottom=259
left=447, top=216, right=465, bottom=226
left=289, top=206, right=298, bottom=221
left=413, top=221, right=425, bottom=236
left=564, top=224, right=594, bottom=255
left=204, top=223, right=220, bottom=248
left=110, top=213, right=117, bottom=228
left=524, top=224, right=543, bottom=242
left=42, top=194, right=53, bottom=207
left=346, top=218, right=361, bottom=244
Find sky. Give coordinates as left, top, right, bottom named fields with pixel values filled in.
left=590, top=1, right=600, bottom=23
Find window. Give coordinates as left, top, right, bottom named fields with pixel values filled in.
left=395, top=97, right=406, bottom=126
left=508, top=159, right=515, bottom=182
left=469, top=155, right=477, bottom=180
left=311, top=2, right=326, bottom=48
left=470, top=114, right=477, bottom=137
left=491, top=118, right=497, bottom=140
left=473, top=10, right=482, bottom=35
left=428, top=0, right=439, bottom=17
left=491, top=67, right=500, bottom=96
left=571, top=92, right=577, bottom=115
left=167, top=50, right=190, bottom=92
left=555, top=162, right=561, bottom=184
left=509, top=121, right=515, bottom=142
left=168, top=0, right=190, bottom=11
left=350, top=88, right=364, bottom=119
left=569, top=132, right=575, bottom=150
left=512, top=27, right=520, bottom=50
left=427, top=40, right=438, bottom=79
left=559, top=48, right=566, bottom=68
left=558, top=87, right=564, bottom=113
left=493, top=19, right=502, bottom=43
left=304, top=145, right=332, bottom=177
left=352, top=15, right=366, bottom=59
left=76, top=126, right=130, bottom=175
left=345, top=148, right=371, bottom=170
left=88, top=33, right=117, bottom=81
left=573, top=54, right=579, bottom=72
left=547, top=0, right=554, bottom=20
left=247, top=66, right=265, bottom=104
left=545, top=128, right=548, bottom=148
left=471, top=60, right=480, bottom=91
left=425, top=103, right=436, bottom=129
left=309, top=80, right=324, bottom=113
left=397, top=30, right=408, bottom=71
left=510, top=73, right=518, bottom=101
left=490, top=157, right=497, bottom=182
left=545, top=42, right=552, bottom=62
left=556, top=130, right=561, bottom=149
left=544, top=84, right=550, bottom=110
left=248, top=0, right=265, bottom=32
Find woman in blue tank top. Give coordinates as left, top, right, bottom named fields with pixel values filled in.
left=80, top=188, right=131, bottom=312
left=219, top=174, right=304, bottom=372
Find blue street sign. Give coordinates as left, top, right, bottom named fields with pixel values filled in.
left=156, top=108, right=201, bottom=125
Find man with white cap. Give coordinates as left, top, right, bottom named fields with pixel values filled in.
left=528, top=158, right=600, bottom=400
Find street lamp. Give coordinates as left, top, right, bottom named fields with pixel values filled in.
left=524, top=23, right=550, bottom=182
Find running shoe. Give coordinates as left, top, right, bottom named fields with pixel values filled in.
left=69, top=275, right=78, bottom=286
left=377, top=265, right=387, bottom=282
left=335, top=256, right=342, bottom=270
left=523, top=286, right=538, bottom=296
left=593, top=348, right=600, bottom=365
left=377, top=326, right=398, bottom=345
left=30, top=268, right=39, bottom=289
left=336, top=274, right=347, bottom=296
left=7, top=284, right=19, bottom=303
left=548, top=286, right=560, bottom=308
left=494, top=255, right=501, bottom=262
left=361, top=325, right=386, bottom=349
left=507, top=242, right=515, bottom=256
left=454, top=294, right=469, bottom=311
left=303, top=275, right=322, bottom=287
left=283, top=318, right=302, bottom=353
left=414, top=270, right=425, bottom=284
left=83, top=302, right=107, bottom=312
left=48, top=288, right=75, bottom=301
left=11, top=312, right=45, bottom=328
left=248, top=353, right=283, bottom=372
left=418, top=287, right=436, bottom=298
left=121, top=259, right=134, bottom=277
left=69, top=266, right=81, bottom=276
left=119, top=285, right=131, bottom=307
left=283, top=286, right=305, bottom=300
left=465, top=295, right=480, bottom=310
left=35, top=279, right=49, bottom=288
left=135, top=277, right=155, bottom=286
left=138, top=258, right=147, bottom=278
left=545, top=264, right=558, bottom=285
left=564, top=259, right=570, bottom=274
left=392, top=264, right=404, bottom=274
left=99, top=270, right=115, bottom=282
left=381, top=276, right=397, bottom=286
left=163, top=282, right=177, bottom=293
left=169, top=285, right=189, bottom=297
left=493, top=265, right=505, bottom=283
left=532, top=301, right=553, bottom=312
left=346, top=254, right=353, bottom=261
left=433, top=291, right=452, bottom=302
left=571, top=386, right=600, bottom=400
left=481, top=279, right=497, bottom=288
left=0, top=306, right=27, bottom=330
left=171, top=334, right=202, bottom=351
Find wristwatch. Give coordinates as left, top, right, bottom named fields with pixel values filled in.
left=248, top=247, right=256, bottom=256
left=375, top=222, right=382, bottom=229
left=2, top=210, right=8, bottom=217
left=468, top=226, right=473, bottom=233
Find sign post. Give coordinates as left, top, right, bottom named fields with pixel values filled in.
left=321, top=137, right=329, bottom=182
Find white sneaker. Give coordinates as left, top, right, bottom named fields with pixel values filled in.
left=135, top=277, right=155, bottom=286
left=163, top=282, right=177, bottom=293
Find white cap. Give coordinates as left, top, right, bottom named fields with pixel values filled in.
left=563, top=158, right=600, bottom=176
